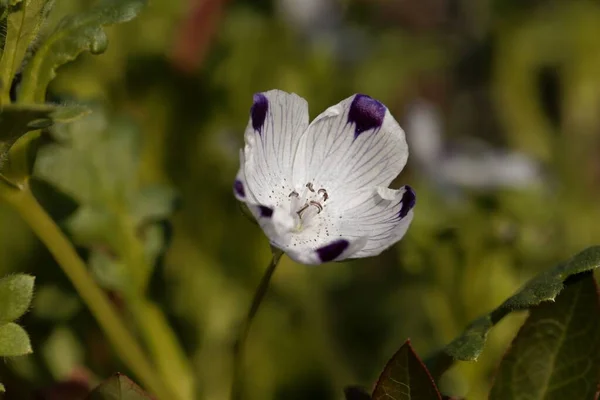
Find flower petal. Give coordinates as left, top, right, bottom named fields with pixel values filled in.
left=336, top=185, right=416, bottom=258
left=234, top=150, right=247, bottom=201
left=286, top=236, right=367, bottom=265
left=243, top=90, right=309, bottom=205
left=292, top=94, right=408, bottom=197
left=246, top=201, right=368, bottom=265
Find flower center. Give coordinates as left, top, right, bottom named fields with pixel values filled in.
left=289, top=182, right=328, bottom=231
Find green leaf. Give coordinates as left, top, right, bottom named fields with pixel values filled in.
left=425, top=246, right=600, bottom=380
left=0, top=382, right=4, bottom=392
left=132, top=185, right=178, bottom=224
left=32, top=284, right=81, bottom=320
left=0, top=274, right=34, bottom=323
left=86, top=373, right=154, bottom=400
left=0, top=322, right=32, bottom=356
left=0, top=103, right=89, bottom=173
left=42, top=326, right=83, bottom=380
left=372, top=340, right=442, bottom=400
left=489, top=273, right=600, bottom=400
left=0, top=0, right=54, bottom=102
left=18, top=0, right=147, bottom=103
left=35, top=108, right=175, bottom=292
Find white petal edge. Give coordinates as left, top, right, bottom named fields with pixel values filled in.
left=335, top=185, right=416, bottom=259
left=292, top=94, right=408, bottom=198
left=243, top=90, right=309, bottom=206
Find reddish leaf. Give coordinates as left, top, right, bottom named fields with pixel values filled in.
left=373, top=340, right=442, bottom=400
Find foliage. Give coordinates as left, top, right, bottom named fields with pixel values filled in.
left=0, top=0, right=599, bottom=399
left=0, top=274, right=34, bottom=391
left=346, top=249, right=600, bottom=399
left=86, top=373, right=154, bottom=400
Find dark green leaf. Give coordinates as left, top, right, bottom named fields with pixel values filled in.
left=18, top=0, right=147, bottom=103
left=425, top=246, right=600, bottom=380
left=0, top=103, right=89, bottom=174
left=344, top=386, right=372, bottom=400
left=0, top=322, right=32, bottom=356
left=86, top=373, right=154, bottom=400
left=0, top=274, right=34, bottom=323
left=489, top=273, right=600, bottom=400
left=0, top=0, right=54, bottom=101
left=372, top=340, right=441, bottom=400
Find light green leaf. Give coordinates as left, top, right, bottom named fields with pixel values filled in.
left=425, top=246, right=600, bottom=380
left=0, top=0, right=54, bottom=102
left=86, top=373, right=154, bottom=400
left=89, top=250, right=129, bottom=293
left=132, top=185, right=178, bottom=224
left=0, top=103, right=89, bottom=174
left=489, top=273, right=600, bottom=399
left=35, top=109, right=176, bottom=292
left=32, top=284, right=81, bottom=320
left=18, top=0, right=147, bottom=103
left=0, top=274, right=34, bottom=323
left=0, top=322, right=32, bottom=356
left=372, top=340, right=441, bottom=400
left=0, top=381, right=4, bottom=392
left=42, top=326, right=83, bottom=380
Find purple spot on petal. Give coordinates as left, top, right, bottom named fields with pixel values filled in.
left=234, top=179, right=245, bottom=198
left=251, top=93, right=268, bottom=133
left=399, top=186, right=416, bottom=219
left=316, top=239, right=350, bottom=263
left=258, top=206, right=273, bottom=218
left=348, top=94, right=386, bottom=138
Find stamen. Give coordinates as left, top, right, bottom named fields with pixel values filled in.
left=296, top=204, right=309, bottom=217
left=309, top=201, right=323, bottom=213
left=289, top=191, right=299, bottom=197
left=318, top=188, right=328, bottom=202
left=306, top=182, right=315, bottom=192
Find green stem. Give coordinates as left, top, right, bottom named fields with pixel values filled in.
left=231, top=248, right=284, bottom=400
left=0, top=185, right=178, bottom=400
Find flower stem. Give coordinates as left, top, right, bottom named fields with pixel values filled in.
left=231, top=248, right=284, bottom=399
left=0, top=184, right=179, bottom=400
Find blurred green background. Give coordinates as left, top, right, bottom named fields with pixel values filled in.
left=1, top=0, right=600, bottom=399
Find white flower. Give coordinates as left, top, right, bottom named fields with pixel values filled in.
left=234, top=90, right=415, bottom=265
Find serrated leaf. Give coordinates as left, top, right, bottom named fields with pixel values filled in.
left=3, top=103, right=90, bottom=182
left=489, top=274, right=600, bottom=400
left=425, top=246, right=600, bottom=380
left=0, top=274, right=34, bottom=323
left=0, top=0, right=54, bottom=102
left=372, top=340, right=441, bottom=400
left=35, top=109, right=175, bottom=292
left=86, top=373, right=154, bottom=400
left=0, top=322, right=32, bottom=356
left=18, top=0, right=147, bottom=103
left=0, top=103, right=89, bottom=173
